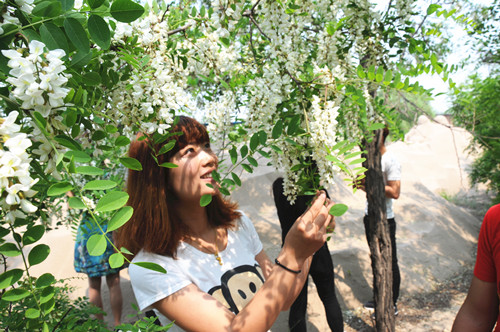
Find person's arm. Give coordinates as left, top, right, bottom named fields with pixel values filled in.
left=385, top=180, right=400, bottom=199
left=153, top=191, right=334, bottom=332
left=452, top=276, right=499, bottom=332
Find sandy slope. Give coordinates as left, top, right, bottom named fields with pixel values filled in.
left=6, top=115, right=483, bottom=331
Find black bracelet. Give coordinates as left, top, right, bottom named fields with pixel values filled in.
left=275, top=258, right=301, bottom=274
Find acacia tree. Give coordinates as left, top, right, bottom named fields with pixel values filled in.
left=0, top=0, right=460, bottom=330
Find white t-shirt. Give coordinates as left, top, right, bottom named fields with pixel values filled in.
left=365, top=150, right=401, bottom=219
left=128, top=212, right=264, bottom=331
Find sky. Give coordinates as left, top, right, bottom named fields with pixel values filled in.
left=412, top=0, right=494, bottom=114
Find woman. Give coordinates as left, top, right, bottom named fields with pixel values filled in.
left=74, top=212, right=123, bottom=326
left=115, top=116, right=335, bottom=331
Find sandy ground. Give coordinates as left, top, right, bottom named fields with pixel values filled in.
left=7, top=115, right=492, bottom=331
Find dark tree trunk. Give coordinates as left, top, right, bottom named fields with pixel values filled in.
left=363, top=130, right=395, bottom=331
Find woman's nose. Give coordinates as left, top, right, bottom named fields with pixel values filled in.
left=201, top=149, right=218, bottom=168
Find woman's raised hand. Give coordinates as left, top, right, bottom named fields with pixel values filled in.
left=281, top=191, right=335, bottom=268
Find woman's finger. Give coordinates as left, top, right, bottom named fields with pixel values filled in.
left=300, top=191, right=327, bottom=224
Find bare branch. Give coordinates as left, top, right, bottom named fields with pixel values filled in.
left=167, top=24, right=192, bottom=36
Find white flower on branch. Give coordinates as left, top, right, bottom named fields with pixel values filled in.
left=2, top=40, right=70, bottom=118
left=0, top=111, right=38, bottom=222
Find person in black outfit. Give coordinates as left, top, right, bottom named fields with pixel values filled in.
left=272, top=177, right=344, bottom=332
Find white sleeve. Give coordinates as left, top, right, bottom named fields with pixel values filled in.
left=128, top=252, right=192, bottom=311
left=386, top=154, right=401, bottom=181
left=238, top=212, right=263, bottom=256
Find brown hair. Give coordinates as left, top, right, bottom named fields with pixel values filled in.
left=114, top=116, right=240, bottom=258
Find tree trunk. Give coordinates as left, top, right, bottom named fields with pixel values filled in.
left=364, top=130, right=395, bottom=331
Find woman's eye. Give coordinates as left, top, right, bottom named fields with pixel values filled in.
left=184, top=147, right=195, bottom=155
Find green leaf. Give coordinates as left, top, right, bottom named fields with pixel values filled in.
left=54, top=134, right=82, bottom=150
left=120, top=157, right=143, bottom=171
left=41, top=297, right=55, bottom=314
left=65, top=151, right=91, bottom=163
left=2, top=288, right=30, bottom=302
left=326, top=21, right=336, bottom=35
left=87, top=234, right=107, bottom=256
left=158, top=141, right=175, bottom=155
left=39, top=286, right=55, bottom=304
left=257, top=149, right=270, bottom=158
left=427, top=4, right=441, bottom=15
left=383, top=70, right=393, bottom=85
left=0, top=243, right=21, bottom=257
left=344, top=151, right=363, bottom=159
left=35, top=273, right=56, bottom=288
left=92, top=130, right=106, bottom=141
left=87, top=0, right=105, bottom=9
left=368, top=123, right=385, bottom=131
left=23, top=225, right=45, bottom=245
left=133, top=261, right=166, bottom=274
left=0, top=269, right=24, bottom=290
left=32, top=111, right=47, bottom=132
left=250, top=132, right=260, bottom=151
left=60, top=0, right=74, bottom=11
left=258, top=130, right=267, bottom=145
left=115, top=136, right=131, bottom=147
left=96, top=191, right=129, bottom=212
left=159, top=162, right=178, bottom=168
left=108, top=206, right=133, bottom=232
left=40, top=22, right=69, bottom=52
left=83, top=180, right=117, bottom=191
left=270, top=145, right=282, bottom=153
left=82, top=72, right=101, bottom=86
left=231, top=172, right=242, bottom=186
left=64, top=17, right=90, bottom=53
left=200, top=194, right=212, bottom=207
left=68, top=196, right=86, bottom=209
left=367, top=65, right=375, bottom=81
left=70, top=50, right=92, bottom=68
left=28, top=244, right=50, bottom=266
left=47, top=182, right=73, bottom=196
left=287, top=115, right=301, bottom=135
left=240, top=145, right=248, bottom=158
left=247, top=156, right=258, bottom=167
left=110, top=0, right=145, bottom=23
left=375, top=66, right=384, bottom=83
left=229, top=147, right=238, bottom=165
left=219, top=186, right=230, bottom=196
left=349, top=158, right=366, bottom=165
left=32, top=1, right=62, bottom=17
left=76, top=166, right=104, bottom=176
left=356, top=65, right=366, bottom=79
left=329, top=203, right=348, bottom=217
left=26, top=308, right=41, bottom=319
left=120, top=247, right=133, bottom=255
left=109, top=253, right=124, bottom=268
left=241, top=164, right=253, bottom=173
left=272, top=120, right=283, bottom=139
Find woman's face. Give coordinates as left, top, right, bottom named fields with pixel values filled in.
left=168, top=141, right=218, bottom=203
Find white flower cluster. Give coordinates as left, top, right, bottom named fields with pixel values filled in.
left=110, top=12, right=200, bottom=135
left=233, top=0, right=351, bottom=198
left=0, top=111, right=38, bottom=224
left=204, top=91, right=237, bottom=145
left=309, top=95, right=341, bottom=184
left=1, top=40, right=71, bottom=117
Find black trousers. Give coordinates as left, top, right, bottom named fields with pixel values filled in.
left=272, top=177, right=343, bottom=332
left=363, top=215, right=401, bottom=305
left=289, top=243, right=344, bottom=332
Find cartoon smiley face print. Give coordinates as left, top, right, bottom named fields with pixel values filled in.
left=208, top=264, right=265, bottom=314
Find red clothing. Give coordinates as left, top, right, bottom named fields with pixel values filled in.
left=474, top=204, right=500, bottom=330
